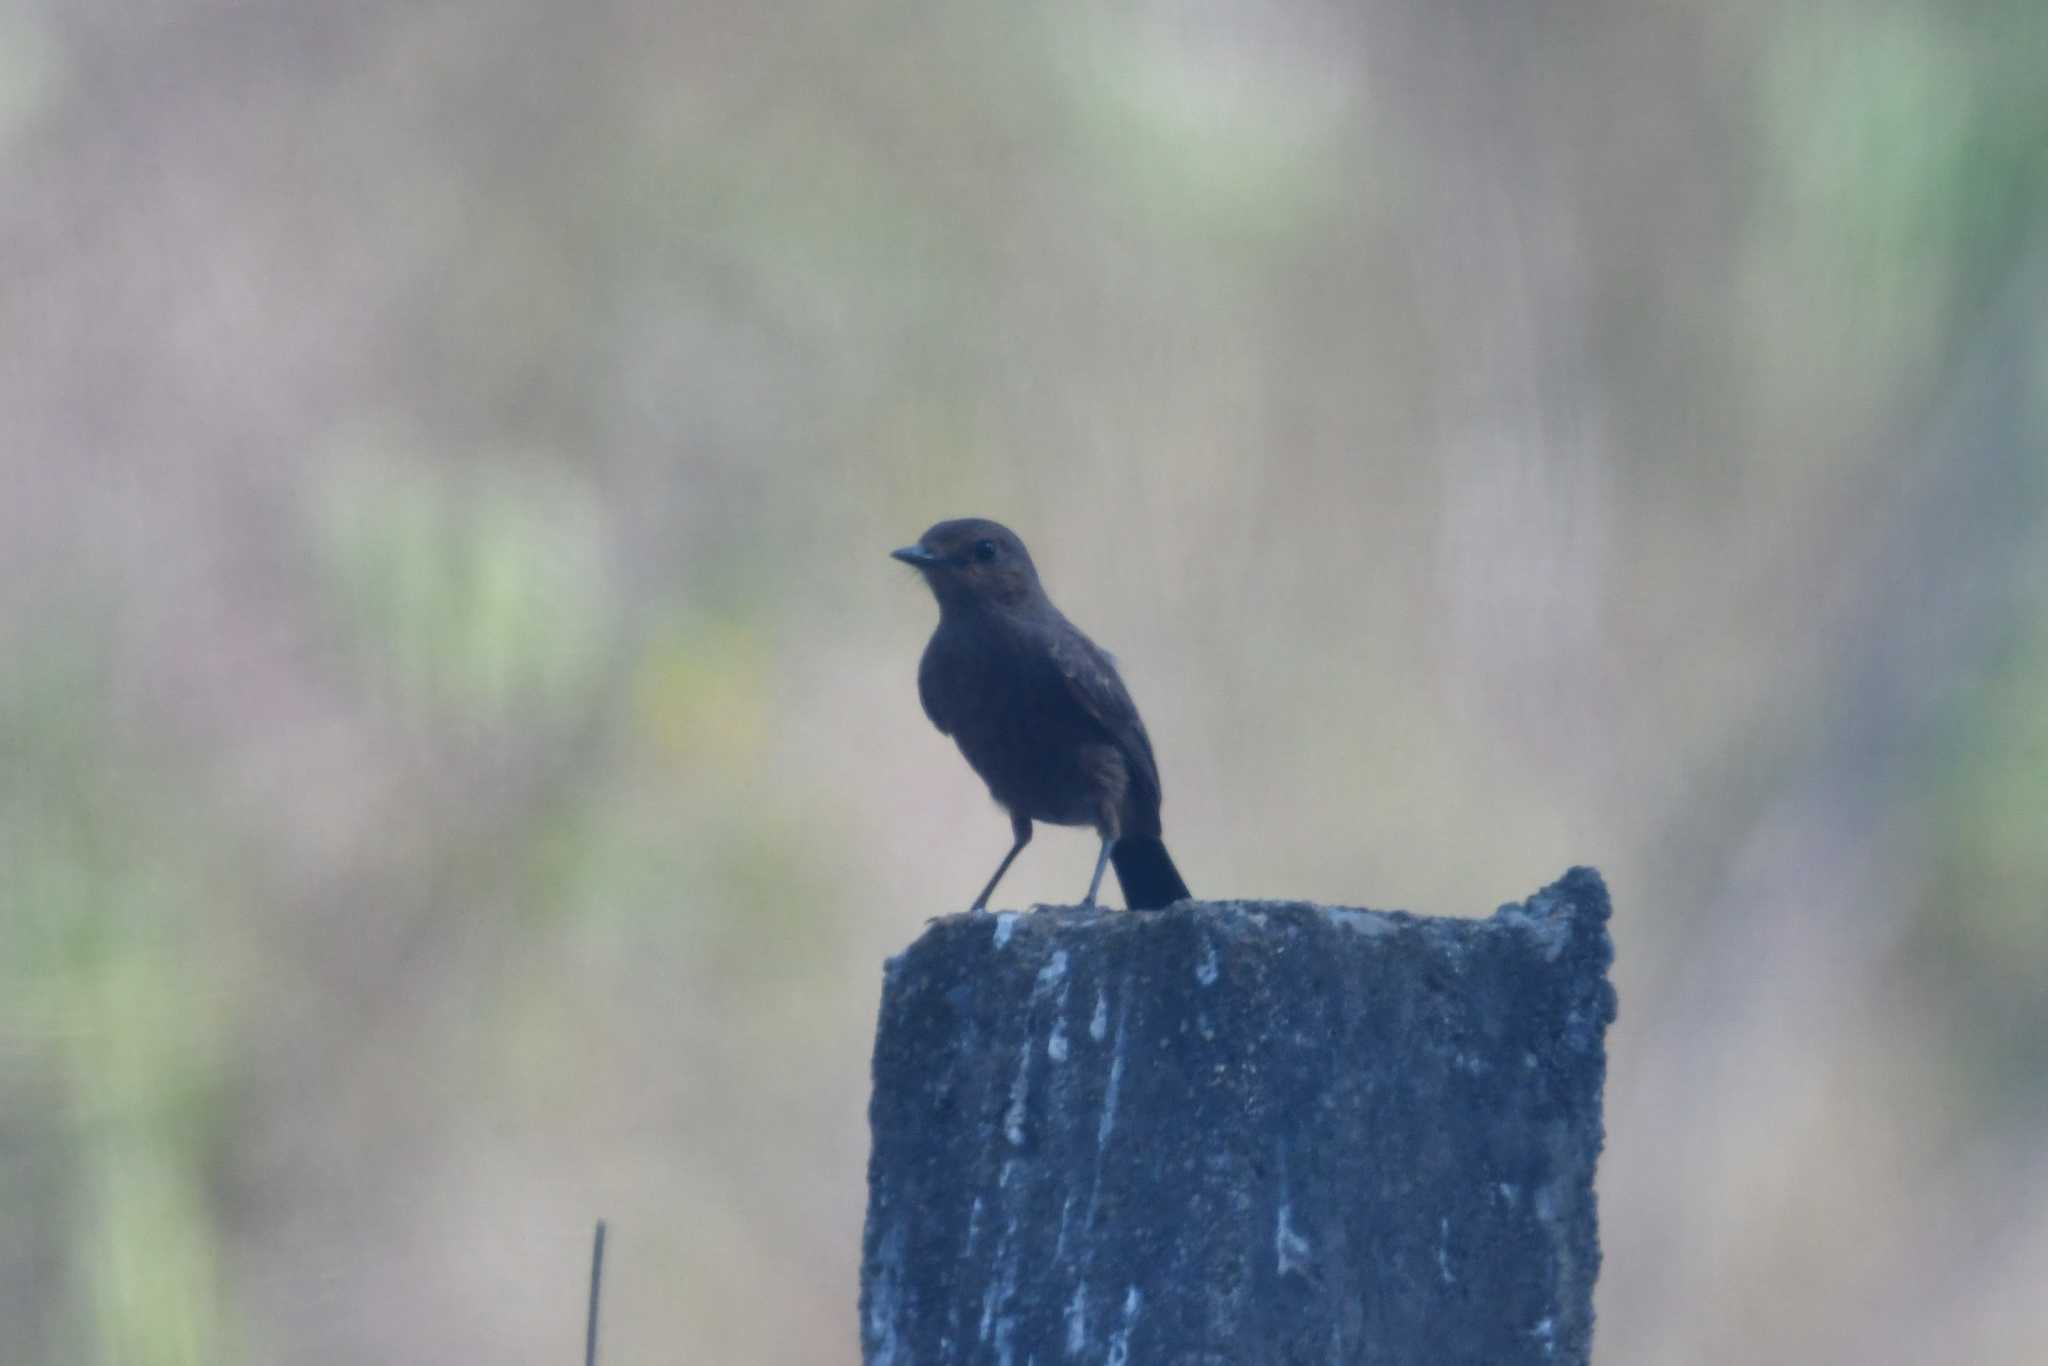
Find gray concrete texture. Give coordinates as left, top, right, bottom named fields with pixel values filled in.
left=860, top=867, right=1617, bottom=1365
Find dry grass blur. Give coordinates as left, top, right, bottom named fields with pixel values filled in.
left=2, top=1, right=2045, bottom=1362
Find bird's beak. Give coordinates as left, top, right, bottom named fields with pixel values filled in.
left=891, top=545, right=942, bottom=567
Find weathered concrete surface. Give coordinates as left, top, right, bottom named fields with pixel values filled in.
left=860, top=867, right=1616, bottom=1366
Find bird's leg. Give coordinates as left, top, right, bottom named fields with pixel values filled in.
left=1081, top=835, right=1116, bottom=908
left=970, top=814, right=1033, bottom=912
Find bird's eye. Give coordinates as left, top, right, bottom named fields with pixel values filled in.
left=973, top=539, right=998, bottom=562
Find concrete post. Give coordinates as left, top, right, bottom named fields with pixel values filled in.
left=861, top=867, right=1616, bottom=1365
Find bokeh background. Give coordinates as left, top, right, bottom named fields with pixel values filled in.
left=4, top=0, right=2045, bottom=1361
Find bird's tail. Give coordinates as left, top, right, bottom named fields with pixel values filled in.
left=1111, top=837, right=1191, bottom=910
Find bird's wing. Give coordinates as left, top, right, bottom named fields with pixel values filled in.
left=1040, top=618, right=1163, bottom=813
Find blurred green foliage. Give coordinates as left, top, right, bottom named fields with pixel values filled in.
left=2, top=640, right=234, bottom=1365
left=314, top=446, right=618, bottom=727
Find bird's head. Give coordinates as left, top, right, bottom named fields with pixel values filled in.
left=892, top=518, right=1043, bottom=611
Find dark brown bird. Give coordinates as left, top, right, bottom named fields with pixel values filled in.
left=892, top=518, right=1192, bottom=911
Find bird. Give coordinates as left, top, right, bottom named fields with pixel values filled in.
left=892, top=517, right=1192, bottom=912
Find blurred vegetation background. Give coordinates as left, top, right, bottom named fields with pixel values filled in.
left=2, top=0, right=2044, bottom=1361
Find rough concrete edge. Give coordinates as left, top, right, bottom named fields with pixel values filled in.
left=891, top=865, right=1615, bottom=958
left=1496, top=865, right=1617, bottom=1363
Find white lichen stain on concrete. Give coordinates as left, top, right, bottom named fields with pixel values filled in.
left=1036, top=948, right=1069, bottom=990
left=1322, top=907, right=1397, bottom=936
left=1438, top=1216, right=1455, bottom=1284
left=1046, top=977, right=1073, bottom=1066
left=1275, top=1202, right=1311, bottom=1276
left=1104, top=1286, right=1142, bottom=1366
left=993, top=912, right=1019, bottom=949
left=1034, top=950, right=1072, bottom=1061
left=982, top=1162, right=1027, bottom=1362
left=1089, top=989, right=1108, bottom=1042
left=1005, top=1039, right=1033, bottom=1145
left=1098, top=1006, right=1127, bottom=1146
left=866, top=1221, right=905, bottom=1366
left=1063, top=1282, right=1089, bottom=1355
left=1195, top=938, right=1219, bottom=986
left=1491, top=902, right=1571, bottom=960
left=980, top=1227, right=1020, bottom=1356
left=965, top=1196, right=985, bottom=1255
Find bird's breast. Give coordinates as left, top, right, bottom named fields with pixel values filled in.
left=919, top=621, right=1123, bottom=829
